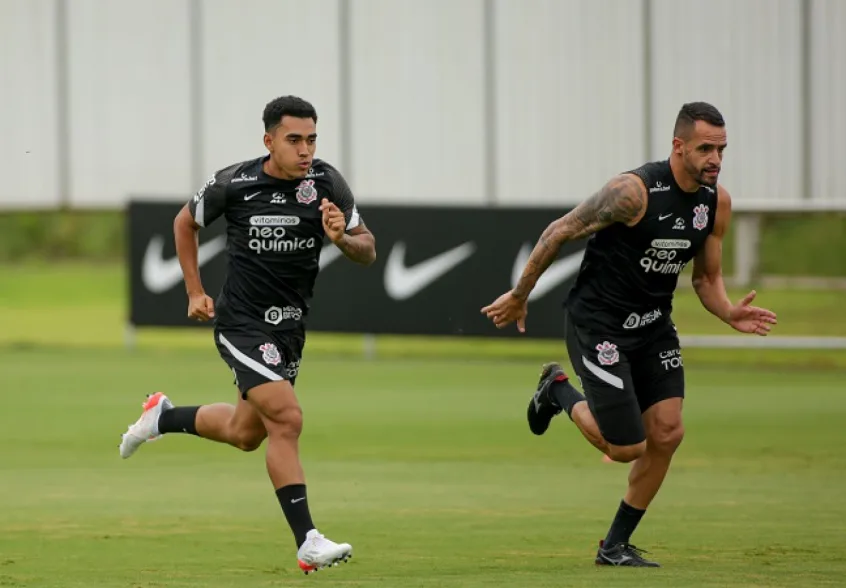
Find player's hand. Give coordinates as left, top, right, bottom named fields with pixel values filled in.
left=727, top=290, right=777, bottom=336
left=319, top=198, right=346, bottom=243
left=187, top=292, right=215, bottom=322
left=481, top=291, right=528, bottom=333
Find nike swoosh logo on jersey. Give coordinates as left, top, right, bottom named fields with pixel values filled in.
left=511, top=244, right=585, bottom=302
left=658, top=213, right=673, bottom=221
left=141, top=234, right=227, bottom=294
left=384, top=242, right=476, bottom=301
left=244, top=191, right=261, bottom=201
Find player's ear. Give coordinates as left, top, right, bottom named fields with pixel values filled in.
left=263, top=132, right=273, bottom=152
left=671, top=136, right=684, bottom=156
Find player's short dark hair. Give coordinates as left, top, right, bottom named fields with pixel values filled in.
left=673, top=102, right=725, bottom=138
left=263, top=95, right=318, bottom=132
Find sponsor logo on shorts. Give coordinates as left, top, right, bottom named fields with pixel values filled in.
left=595, top=341, right=619, bottom=366
left=623, top=308, right=663, bottom=329
left=259, top=342, right=282, bottom=366
left=265, top=305, right=303, bottom=325
left=286, top=359, right=300, bottom=379
left=659, top=348, right=683, bottom=370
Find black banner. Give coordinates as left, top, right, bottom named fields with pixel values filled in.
left=127, top=200, right=586, bottom=338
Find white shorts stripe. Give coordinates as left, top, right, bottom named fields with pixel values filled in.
left=581, top=356, right=625, bottom=390
left=218, top=333, right=283, bottom=382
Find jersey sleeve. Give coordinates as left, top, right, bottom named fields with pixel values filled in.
left=188, top=172, right=228, bottom=228
left=326, top=168, right=363, bottom=231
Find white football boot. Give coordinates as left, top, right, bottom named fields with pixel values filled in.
left=297, top=529, right=353, bottom=574
left=119, top=392, right=173, bottom=459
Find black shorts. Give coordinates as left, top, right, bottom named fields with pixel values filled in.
left=563, top=309, right=684, bottom=447
left=214, top=325, right=305, bottom=398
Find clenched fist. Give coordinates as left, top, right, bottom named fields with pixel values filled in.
left=319, top=198, right=346, bottom=243
left=188, top=292, right=215, bottom=321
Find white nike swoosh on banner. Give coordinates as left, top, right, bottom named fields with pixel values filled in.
left=384, top=241, right=476, bottom=301
left=511, top=244, right=585, bottom=302
left=142, top=234, right=227, bottom=294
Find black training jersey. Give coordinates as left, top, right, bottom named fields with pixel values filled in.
left=566, top=159, right=718, bottom=333
left=188, top=156, right=362, bottom=330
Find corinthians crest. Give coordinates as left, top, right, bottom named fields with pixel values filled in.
left=295, top=179, right=317, bottom=205
left=595, top=341, right=619, bottom=366
left=693, top=204, right=709, bottom=231
left=259, top=342, right=282, bottom=366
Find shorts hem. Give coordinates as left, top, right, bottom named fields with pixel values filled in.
left=638, top=389, right=684, bottom=413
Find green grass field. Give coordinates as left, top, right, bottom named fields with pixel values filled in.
left=1, top=264, right=845, bottom=587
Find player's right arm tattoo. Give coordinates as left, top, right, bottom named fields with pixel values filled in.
left=511, top=174, right=646, bottom=301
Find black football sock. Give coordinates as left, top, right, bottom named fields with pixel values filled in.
left=603, top=500, right=646, bottom=548
left=549, top=378, right=586, bottom=420
left=276, top=484, right=316, bottom=548
left=157, top=406, right=200, bottom=436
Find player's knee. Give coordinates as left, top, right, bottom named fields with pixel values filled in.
left=607, top=441, right=647, bottom=463
left=267, top=405, right=304, bottom=439
left=650, top=421, right=685, bottom=454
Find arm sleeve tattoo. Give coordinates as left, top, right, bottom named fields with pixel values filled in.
left=511, top=174, right=647, bottom=300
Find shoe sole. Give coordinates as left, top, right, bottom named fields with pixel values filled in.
left=299, top=552, right=353, bottom=575
left=595, top=553, right=661, bottom=568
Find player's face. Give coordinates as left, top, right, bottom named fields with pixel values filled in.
left=264, top=116, right=317, bottom=179
left=674, top=121, right=727, bottom=187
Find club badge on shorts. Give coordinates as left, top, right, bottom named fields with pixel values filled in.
left=595, top=341, right=619, bottom=366
left=259, top=342, right=282, bottom=366
left=693, top=204, right=709, bottom=230
left=295, top=179, right=317, bottom=205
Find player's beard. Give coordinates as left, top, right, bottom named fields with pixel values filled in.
left=696, top=166, right=719, bottom=187
left=684, top=154, right=718, bottom=187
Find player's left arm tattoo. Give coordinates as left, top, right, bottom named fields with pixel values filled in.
left=335, top=224, right=376, bottom=265
left=512, top=174, right=647, bottom=300
left=691, top=186, right=733, bottom=323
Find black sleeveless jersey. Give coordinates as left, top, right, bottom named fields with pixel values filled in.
left=565, top=159, right=718, bottom=333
